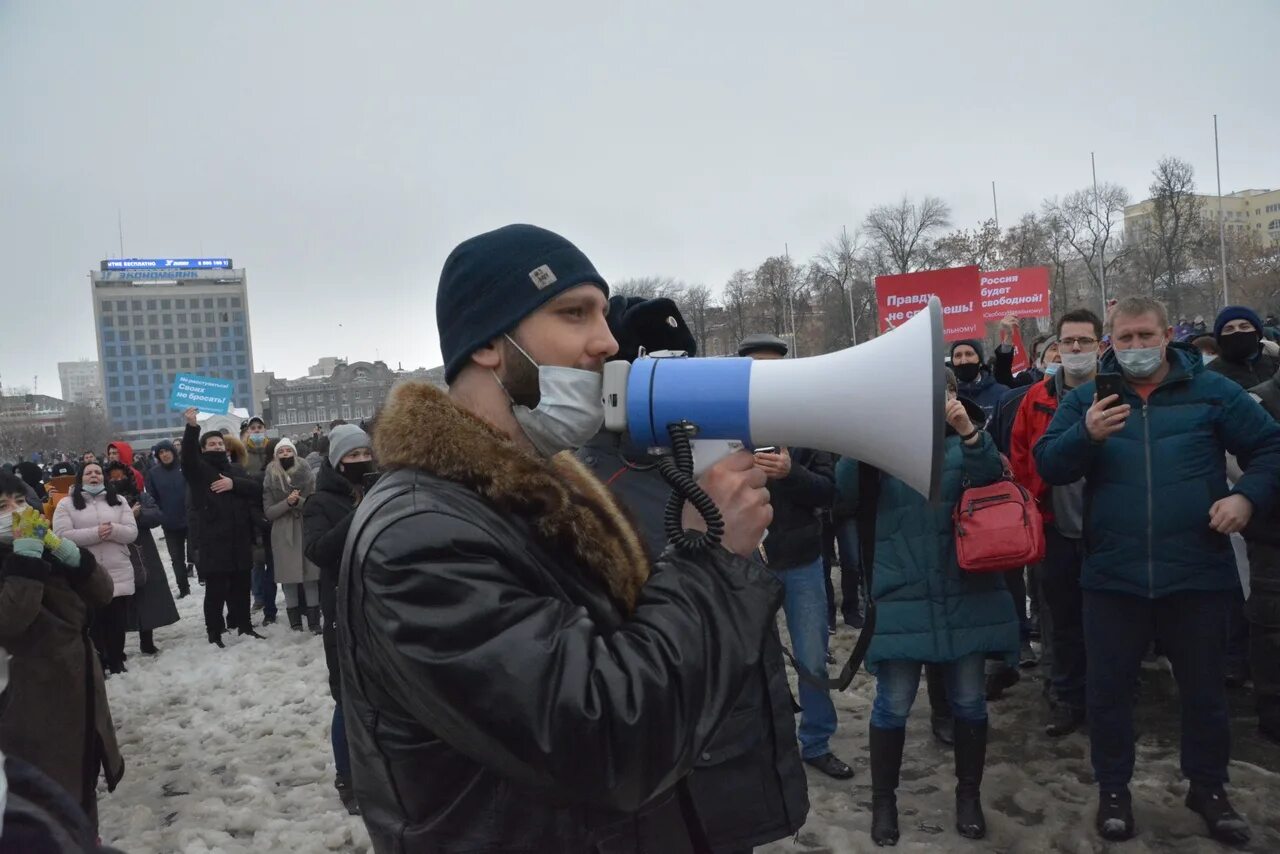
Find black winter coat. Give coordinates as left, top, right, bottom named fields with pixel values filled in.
left=303, top=459, right=358, bottom=700
left=180, top=423, right=262, bottom=575
left=577, top=430, right=808, bottom=852
left=339, top=382, right=785, bottom=854
left=1209, top=350, right=1280, bottom=389
left=764, top=447, right=835, bottom=570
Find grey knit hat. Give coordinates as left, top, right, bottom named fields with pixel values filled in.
left=328, top=424, right=372, bottom=468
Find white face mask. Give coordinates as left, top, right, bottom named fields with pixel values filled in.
left=1060, top=351, right=1099, bottom=377
left=497, top=336, right=605, bottom=457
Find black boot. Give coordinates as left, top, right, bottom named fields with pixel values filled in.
left=1096, top=788, right=1135, bottom=840
left=869, top=725, right=905, bottom=846
left=139, top=630, right=159, bottom=655
left=238, top=627, right=267, bottom=639
left=1044, top=703, right=1086, bottom=738
left=953, top=719, right=987, bottom=840
left=208, top=630, right=225, bottom=648
left=1186, top=785, right=1251, bottom=846
left=1258, top=695, right=1280, bottom=745
left=305, top=606, right=322, bottom=635
left=335, top=776, right=361, bottom=816
left=925, top=664, right=954, bottom=745
left=287, top=607, right=304, bottom=631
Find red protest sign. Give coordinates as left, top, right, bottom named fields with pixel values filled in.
left=980, top=267, right=1051, bottom=321
left=876, top=266, right=981, bottom=341
left=1009, top=325, right=1029, bottom=374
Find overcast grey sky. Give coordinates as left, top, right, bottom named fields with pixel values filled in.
left=3, top=1, right=1277, bottom=393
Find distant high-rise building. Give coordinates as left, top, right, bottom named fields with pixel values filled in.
left=58, top=360, right=104, bottom=407
left=91, top=258, right=255, bottom=443
left=252, top=371, right=276, bottom=417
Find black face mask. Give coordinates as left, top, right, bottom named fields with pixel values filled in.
left=280, top=457, right=296, bottom=470
left=340, top=460, right=374, bottom=485
left=952, top=362, right=982, bottom=383
left=203, top=450, right=229, bottom=470
left=1218, top=330, right=1260, bottom=363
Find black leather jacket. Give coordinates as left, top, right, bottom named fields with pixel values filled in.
left=337, top=466, right=784, bottom=853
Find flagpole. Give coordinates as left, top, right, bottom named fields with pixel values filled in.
left=1215, top=114, right=1229, bottom=305
left=1092, top=152, right=1108, bottom=318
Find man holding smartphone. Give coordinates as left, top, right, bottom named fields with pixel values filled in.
left=1034, top=297, right=1280, bottom=846
left=738, top=333, right=852, bottom=780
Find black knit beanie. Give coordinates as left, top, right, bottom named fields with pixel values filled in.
left=437, top=224, right=609, bottom=383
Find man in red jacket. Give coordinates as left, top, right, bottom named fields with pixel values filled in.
left=1009, top=308, right=1103, bottom=737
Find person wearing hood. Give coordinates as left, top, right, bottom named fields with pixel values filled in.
left=1205, top=305, right=1280, bottom=389
left=263, top=438, right=322, bottom=633
left=103, top=443, right=143, bottom=494
left=1034, top=297, right=1280, bottom=845
left=180, top=408, right=265, bottom=647
left=576, top=297, right=809, bottom=852
left=950, top=340, right=1010, bottom=423
left=0, top=471, right=125, bottom=832
left=104, top=462, right=179, bottom=657
left=835, top=369, right=1017, bottom=846
left=144, top=440, right=191, bottom=598
left=1010, top=309, right=1103, bottom=737
left=301, top=424, right=374, bottom=815
left=51, top=463, right=138, bottom=675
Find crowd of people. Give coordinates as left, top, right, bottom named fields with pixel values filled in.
left=2, top=222, right=1278, bottom=853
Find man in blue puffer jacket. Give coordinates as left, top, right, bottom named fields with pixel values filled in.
left=144, top=439, right=191, bottom=597
left=1035, top=296, right=1280, bottom=847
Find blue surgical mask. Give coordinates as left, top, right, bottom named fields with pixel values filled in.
left=1044, top=362, right=1062, bottom=377
left=1202, top=354, right=1217, bottom=366
left=495, top=336, right=604, bottom=457
left=82, top=483, right=106, bottom=496
left=1115, top=346, right=1165, bottom=379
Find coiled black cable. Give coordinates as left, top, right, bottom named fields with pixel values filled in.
left=654, top=421, right=724, bottom=553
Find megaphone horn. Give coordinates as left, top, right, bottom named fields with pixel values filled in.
left=603, top=296, right=946, bottom=501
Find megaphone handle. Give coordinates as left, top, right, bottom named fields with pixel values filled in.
left=655, top=422, right=725, bottom=554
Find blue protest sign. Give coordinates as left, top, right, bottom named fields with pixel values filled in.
left=170, top=373, right=235, bottom=414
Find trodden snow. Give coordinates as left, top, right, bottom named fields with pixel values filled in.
left=97, top=546, right=1280, bottom=853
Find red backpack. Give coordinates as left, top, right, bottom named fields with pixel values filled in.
left=953, top=457, right=1045, bottom=573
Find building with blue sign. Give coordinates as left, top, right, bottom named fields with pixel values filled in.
left=90, top=260, right=255, bottom=442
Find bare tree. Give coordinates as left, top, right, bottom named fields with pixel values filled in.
left=751, top=256, right=808, bottom=343
left=56, top=404, right=117, bottom=455
left=1138, top=157, right=1206, bottom=316
left=934, top=218, right=1004, bottom=269
left=1045, top=183, right=1130, bottom=307
left=862, top=195, right=952, bottom=275
left=810, top=227, right=878, bottom=347
left=611, top=276, right=687, bottom=300
left=721, top=269, right=754, bottom=347
left=677, top=284, right=716, bottom=355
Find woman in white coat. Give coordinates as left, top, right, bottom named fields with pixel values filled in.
left=53, top=462, right=138, bottom=673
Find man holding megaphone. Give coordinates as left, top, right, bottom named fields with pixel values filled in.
left=336, top=224, right=786, bottom=854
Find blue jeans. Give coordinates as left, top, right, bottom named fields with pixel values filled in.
left=774, top=557, right=838, bottom=759
left=252, top=562, right=277, bottom=618
left=1084, top=589, right=1232, bottom=791
left=332, top=702, right=351, bottom=779
left=871, top=652, right=988, bottom=729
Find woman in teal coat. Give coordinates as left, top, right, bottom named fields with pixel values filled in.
left=835, top=368, right=1019, bottom=847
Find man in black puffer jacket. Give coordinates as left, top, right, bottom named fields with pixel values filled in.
left=578, top=298, right=807, bottom=853
left=339, top=225, right=782, bottom=854
left=1247, top=368, right=1280, bottom=743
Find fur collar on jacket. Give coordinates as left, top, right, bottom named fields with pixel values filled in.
left=375, top=382, right=650, bottom=613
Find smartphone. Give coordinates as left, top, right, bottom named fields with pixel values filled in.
left=1095, top=373, right=1125, bottom=407
left=754, top=446, right=779, bottom=455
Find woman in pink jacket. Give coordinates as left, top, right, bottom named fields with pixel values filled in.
left=53, top=462, right=138, bottom=674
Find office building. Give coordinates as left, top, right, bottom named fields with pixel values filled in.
left=264, top=361, right=446, bottom=434
left=1125, top=188, right=1280, bottom=247
left=58, top=360, right=104, bottom=407
left=91, top=258, right=255, bottom=443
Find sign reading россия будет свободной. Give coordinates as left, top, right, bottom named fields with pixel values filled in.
left=169, top=374, right=235, bottom=415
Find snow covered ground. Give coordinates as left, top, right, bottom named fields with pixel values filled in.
left=97, top=552, right=1280, bottom=853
